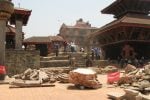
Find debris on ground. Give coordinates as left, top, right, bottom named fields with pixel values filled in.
left=69, top=68, right=102, bottom=89
left=9, top=80, right=55, bottom=88
left=0, top=75, right=12, bottom=84
left=118, top=64, right=150, bottom=94
left=124, top=64, right=137, bottom=73
left=102, top=65, right=118, bottom=73
left=107, top=89, right=150, bottom=100
left=107, top=92, right=125, bottom=100
left=10, top=68, right=70, bottom=88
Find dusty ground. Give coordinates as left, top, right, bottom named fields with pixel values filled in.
left=0, top=74, right=124, bottom=100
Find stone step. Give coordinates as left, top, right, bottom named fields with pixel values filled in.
left=40, top=60, right=69, bottom=67
left=48, top=52, right=71, bottom=56
left=77, top=63, right=85, bottom=65
left=76, top=65, right=86, bottom=67
left=77, top=59, right=86, bottom=62
left=76, top=63, right=86, bottom=67
left=76, top=63, right=85, bottom=65
left=41, top=56, right=69, bottom=61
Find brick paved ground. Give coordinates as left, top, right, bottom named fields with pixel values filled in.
left=0, top=75, right=124, bottom=100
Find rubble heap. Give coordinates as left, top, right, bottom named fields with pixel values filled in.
left=89, top=65, right=118, bottom=74
left=118, top=64, right=150, bottom=95
left=12, top=68, right=69, bottom=86
left=101, top=65, right=118, bottom=73
left=107, top=89, right=150, bottom=100
left=69, top=68, right=102, bottom=89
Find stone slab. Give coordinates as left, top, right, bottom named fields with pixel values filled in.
left=107, top=92, right=125, bottom=100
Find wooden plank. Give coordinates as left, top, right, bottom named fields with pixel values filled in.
left=9, top=80, right=55, bottom=88
left=9, top=83, right=55, bottom=88
left=0, top=81, right=9, bottom=84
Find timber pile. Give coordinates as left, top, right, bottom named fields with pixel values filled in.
left=114, top=63, right=150, bottom=98
left=11, top=68, right=69, bottom=88
left=69, top=68, right=102, bottom=89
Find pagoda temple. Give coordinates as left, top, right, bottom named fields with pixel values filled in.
left=89, top=0, right=150, bottom=60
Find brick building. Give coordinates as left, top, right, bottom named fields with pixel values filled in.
left=59, top=18, right=99, bottom=51
left=23, top=36, right=65, bottom=56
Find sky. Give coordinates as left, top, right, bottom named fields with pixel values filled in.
left=11, top=0, right=115, bottom=38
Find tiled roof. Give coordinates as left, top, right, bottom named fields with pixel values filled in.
left=10, top=7, right=32, bottom=26
left=23, top=36, right=64, bottom=44
left=49, top=36, right=64, bottom=41
left=14, top=7, right=31, bottom=12
left=88, top=14, right=150, bottom=38
left=65, top=26, right=98, bottom=29
left=121, top=14, right=150, bottom=25
left=24, top=36, right=50, bottom=43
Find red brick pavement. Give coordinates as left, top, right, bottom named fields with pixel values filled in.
left=0, top=75, right=124, bottom=100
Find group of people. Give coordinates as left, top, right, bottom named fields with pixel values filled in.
left=64, top=42, right=83, bottom=53
left=54, top=43, right=60, bottom=56
left=91, top=47, right=101, bottom=60
left=117, top=44, right=146, bottom=68
left=118, top=56, right=145, bottom=68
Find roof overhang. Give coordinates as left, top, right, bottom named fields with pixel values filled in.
left=10, top=7, right=32, bottom=26
left=101, top=0, right=150, bottom=18
left=89, top=15, right=150, bottom=38
left=101, top=40, right=150, bottom=47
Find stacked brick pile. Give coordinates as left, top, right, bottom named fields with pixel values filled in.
left=69, top=68, right=102, bottom=89
left=11, top=68, right=69, bottom=86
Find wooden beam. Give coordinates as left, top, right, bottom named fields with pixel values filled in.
left=117, top=3, right=124, bottom=12
left=147, top=30, right=150, bottom=40
left=107, top=35, right=114, bottom=43
left=9, top=84, right=55, bottom=88
left=120, top=2, right=127, bottom=10
left=131, top=0, right=138, bottom=10
left=141, top=28, right=149, bottom=40
left=101, top=40, right=150, bottom=47
left=122, top=27, right=128, bottom=39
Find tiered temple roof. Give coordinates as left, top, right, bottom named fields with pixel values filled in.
left=90, top=14, right=150, bottom=38
left=10, top=7, right=32, bottom=26
left=88, top=0, right=150, bottom=59
left=101, top=0, right=150, bottom=18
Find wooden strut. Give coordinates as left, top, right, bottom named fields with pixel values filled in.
left=9, top=83, right=55, bottom=88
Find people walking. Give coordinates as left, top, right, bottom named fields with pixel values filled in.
left=91, top=48, right=95, bottom=60
left=54, top=43, right=59, bottom=56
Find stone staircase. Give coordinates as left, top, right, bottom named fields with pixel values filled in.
left=40, top=52, right=87, bottom=68
left=40, top=52, right=70, bottom=67
left=69, top=52, right=87, bottom=67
